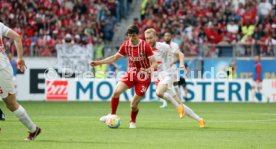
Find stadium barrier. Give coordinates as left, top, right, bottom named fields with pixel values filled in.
left=43, top=79, right=276, bottom=102
left=14, top=58, right=276, bottom=102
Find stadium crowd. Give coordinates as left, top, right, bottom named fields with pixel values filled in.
left=0, top=0, right=131, bottom=57
left=0, top=0, right=275, bottom=58
left=138, top=0, right=276, bottom=57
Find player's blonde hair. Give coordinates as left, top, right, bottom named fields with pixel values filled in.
left=144, top=28, right=156, bottom=36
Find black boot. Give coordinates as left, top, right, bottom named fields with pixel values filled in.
left=0, top=108, right=5, bottom=121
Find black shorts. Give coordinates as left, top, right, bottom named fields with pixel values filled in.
left=178, top=77, right=186, bottom=88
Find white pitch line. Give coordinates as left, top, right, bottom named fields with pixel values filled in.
left=207, top=119, right=276, bottom=123
left=205, top=110, right=276, bottom=116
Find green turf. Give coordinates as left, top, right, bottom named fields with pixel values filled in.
left=1, top=102, right=276, bottom=149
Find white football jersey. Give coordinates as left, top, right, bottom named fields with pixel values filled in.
left=0, top=22, right=11, bottom=69
left=153, top=42, right=173, bottom=73
left=167, top=41, right=179, bottom=70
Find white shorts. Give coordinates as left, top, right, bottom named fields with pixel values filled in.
left=0, top=65, right=16, bottom=99
left=170, top=66, right=179, bottom=82
left=156, top=73, right=176, bottom=96
left=251, top=81, right=262, bottom=89
left=158, top=73, right=173, bottom=85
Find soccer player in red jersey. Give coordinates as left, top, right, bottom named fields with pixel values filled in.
left=90, top=25, right=157, bottom=128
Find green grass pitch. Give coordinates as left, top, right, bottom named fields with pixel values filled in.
left=1, top=102, right=276, bottom=149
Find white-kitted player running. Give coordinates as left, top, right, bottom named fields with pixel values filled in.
left=0, top=22, right=41, bottom=140
left=145, top=28, right=205, bottom=128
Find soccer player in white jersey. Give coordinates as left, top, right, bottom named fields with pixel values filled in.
left=163, top=31, right=183, bottom=101
left=145, top=28, right=185, bottom=118
left=0, top=22, right=41, bottom=140
left=145, top=29, right=205, bottom=128
left=157, top=31, right=184, bottom=108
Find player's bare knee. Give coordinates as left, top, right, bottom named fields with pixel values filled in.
left=130, top=105, right=138, bottom=111
left=3, top=95, right=19, bottom=111
left=113, top=90, right=121, bottom=98
left=156, top=91, right=164, bottom=98
left=4, top=101, right=18, bottom=112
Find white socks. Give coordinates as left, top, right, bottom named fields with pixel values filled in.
left=13, top=105, right=36, bottom=133
left=183, top=104, right=201, bottom=121
left=159, top=97, right=167, bottom=105
left=174, top=85, right=182, bottom=100
left=164, top=92, right=180, bottom=108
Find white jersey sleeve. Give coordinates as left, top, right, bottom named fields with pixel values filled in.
left=169, top=42, right=179, bottom=63
left=0, top=22, right=12, bottom=69
left=0, top=22, right=11, bottom=37
left=154, top=42, right=174, bottom=73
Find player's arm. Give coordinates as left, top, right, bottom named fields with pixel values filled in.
left=149, top=56, right=158, bottom=70
left=90, top=53, right=123, bottom=66
left=6, top=29, right=27, bottom=72
left=142, top=56, right=158, bottom=73
left=176, top=49, right=185, bottom=70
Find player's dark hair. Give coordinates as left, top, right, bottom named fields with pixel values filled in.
left=126, top=25, right=139, bottom=35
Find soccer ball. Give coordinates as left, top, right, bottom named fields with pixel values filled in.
left=106, top=115, right=121, bottom=128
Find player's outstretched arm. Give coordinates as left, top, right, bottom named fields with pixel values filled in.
left=90, top=53, right=123, bottom=66
left=6, top=29, right=27, bottom=72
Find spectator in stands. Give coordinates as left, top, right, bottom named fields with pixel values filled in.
left=94, top=59, right=107, bottom=79
left=63, top=33, right=73, bottom=45
left=102, top=11, right=116, bottom=42
left=257, top=0, right=273, bottom=23
left=226, top=63, right=237, bottom=79
left=74, top=34, right=81, bottom=45
left=265, top=32, right=276, bottom=56
left=94, top=38, right=105, bottom=59
left=227, top=19, right=239, bottom=34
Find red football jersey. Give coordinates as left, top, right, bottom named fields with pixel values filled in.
left=118, top=40, right=154, bottom=72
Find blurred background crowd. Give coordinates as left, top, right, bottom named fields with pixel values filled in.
left=137, top=0, right=276, bottom=57
left=0, top=0, right=132, bottom=57
left=0, top=0, right=275, bottom=58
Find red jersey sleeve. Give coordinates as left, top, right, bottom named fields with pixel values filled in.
left=145, top=42, right=154, bottom=58
left=117, top=41, right=127, bottom=56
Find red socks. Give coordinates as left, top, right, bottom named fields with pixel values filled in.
left=111, top=97, right=119, bottom=114
left=111, top=96, right=139, bottom=123
left=130, top=109, right=139, bottom=123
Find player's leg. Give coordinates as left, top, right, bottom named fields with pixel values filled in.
left=0, top=67, right=41, bottom=140
left=155, top=81, right=168, bottom=108
left=183, top=86, right=188, bottom=101
left=167, top=83, right=205, bottom=127
left=182, top=103, right=205, bottom=128
left=159, top=97, right=168, bottom=108
left=3, top=94, right=41, bottom=139
left=129, top=78, right=151, bottom=128
left=2, top=94, right=41, bottom=140
left=99, top=81, right=130, bottom=122
left=173, top=82, right=181, bottom=100
left=110, top=81, right=130, bottom=114
left=256, top=82, right=270, bottom=103
left=0, top=108, right=5, bottom=121
left=168, top=85, right=205, bottom=127
left=129, top=93, right=143, bottom=128
left=156, top=83, right=185, bottom=118
left=177, top=77, right=186, bottom=101
left=158, top=83, right=168, bottom=108
left=250, top=81, right=256, bottom=102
